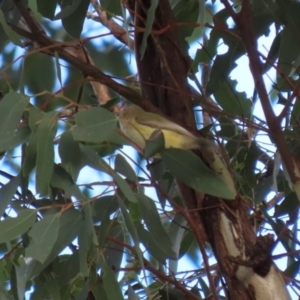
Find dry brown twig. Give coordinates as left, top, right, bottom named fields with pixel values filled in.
left=87, top=0, right=134, bottom=51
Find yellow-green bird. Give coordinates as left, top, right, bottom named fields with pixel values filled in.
left=118, top=105, right=208, bottom=152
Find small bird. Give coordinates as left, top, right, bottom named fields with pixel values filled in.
left=118, top=104, right=207, bottom=152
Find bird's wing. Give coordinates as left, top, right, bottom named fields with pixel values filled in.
left=135, top=112, right=196, bottom=137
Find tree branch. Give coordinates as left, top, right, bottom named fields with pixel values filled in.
left=107, top=236, right=202, bottom=300
left=11, top=0, right=161, bottom=113
left=228, top=0, right=300, bottom=194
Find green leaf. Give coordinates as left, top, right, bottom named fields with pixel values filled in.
left=80, top=145, right=137, bottom=202
left=0, top=173, right=21, bottom=217
left=168, top=214, right=187, bottom=273
left=278, top=3, right=300, bottom=81
left=11, top=264, right=26, bottom=300
left=193, top=28, right=220, bottom=68
left=74, top=281, right=88, bottom=300
left=274, top=192, right=298, bottom=220
left=0, top=209, right=37, bottom=243
left=137, top=194, right=176, bottom=259
left=144, top=129, right=165, bottom=158
left=45, top=277, right=61, bottom=300
left=72, top=107, right=117, bottom=143
left=59, top=130, right=82, bottom=180
left=136, top=224, right=170, bottom=263
left=140, top=0, right=159, bottom=59
left=173, top=0, right=200, bottom=51
left=61, top=0, right=90, bottom=38
left=19, top=208, right=83, bottom=280
left=23, top=128, right=39, bottom=177
left=37, top=0, right=57, bottom=19
left=54, top=0, right=81, bottom=19
left=0, top=284, right=13, bottom=300
left=285, top=260, right=300, bottom=278
left=78, top=201, right=99, bottom=276
left=101, top=0, right=123, bottom=17
left=0, top=125, right=31, bottom=153
left=0, top=10, right=21, bottom=46
left=116, top=195, right=145, bottom=272
left=179, top=231, right=194, bottom=258
left=213, top=79, right=252, bottom=119
left=50, top=164, right=83, bottom=200
left=24, top=53, right=55, bottom=93
left=36, top=111, right=57, bottom=195
left=161, top=148, right=236, bottom=199
left=25, top=213, right=60, bottom=264
left=0, top=91, right=29, bottom=135
left=114, top=154, right=136, bottom=182
left=92, top=196, right=119, bottom=223
left=91, top=282, right=108, bottom=300
left=51, top=254, right=80, bottom=292
left=103, top=264, right=123, bottom=300
left=206, top=28, right=244, bottom=95
left=263, top=31, right=281, bottom=74
left=100, top=222, right=124, bottom=272
left=78, top=205, right=95, bottom=277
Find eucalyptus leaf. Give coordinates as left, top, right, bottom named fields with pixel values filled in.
left=137, top=194, right=176, bottom=259
left=0, top=173, right=21, bottom=217
left=72, top=107, right=117, bottom=143
left=161, top=148, right=236, bottom=199
left=0, top=209, right=37, bottom=244
left=35, top=111, right=57, bottom=195
left=114, top=154, right=136, bottom=182
left=103, top=263, right=124, bottom=300
left=25, top=213, right=60, bottom=264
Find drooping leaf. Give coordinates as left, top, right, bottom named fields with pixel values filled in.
left=114, top=154, right=136, bottom=182
left=80, top=144, right=137, bottom=202
left=92, top=195, right=119, bottom=223
left=161, top=148, right=236, bottom=199
left=213, top=79, right=253, bottom=119
left=78, top=205, right=95, bottom=277
left=168, top=214, right=187, bottom=273
left=0, top=209, right=37, bottom=244
left=58, top=0, right=90, bottom=37
left=0, top=173, right=21, bottom=217
left=19, top=208, right=83, bottom=281
left=278, top=3, right=300, bottom=84
left=0, top=90, right=29, bottom=135
left=54, top=0, right=81, bottom=19
left=50, top=164, right=83, bottom=199
left=35, top=111, right=57, bottom=195
left=0, top=10, right=21, bottom=45
left=140, top=0, right=159, bottom=59
left=173, top=0, right=200, bottom=51
left=72, top=107, right=117, bottom=143
left=116, top=195, right=145, bottom=273
left=37, top=0, right=57, bottom=19
left=136, top=224, right=171, bottom=263
left=103, top=263, right=124, bottom=300
left=24, top=53, right=55, bottom=94
left=0, top=125, right=31, bottom=153
left=25, top=212, right=60, bottom=264
left=100, top=222, right=124, bottom=272
left=23, top=128, right=39, bottom=177
left=137, top=194, right=176, bottom=259
left=11, top=264, right=26, bottom=300
left=101, top=0, right=123, bottom=17
left=144, top=129, right=165, bottom=158
left=59, top=130, right=82, bottom=181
